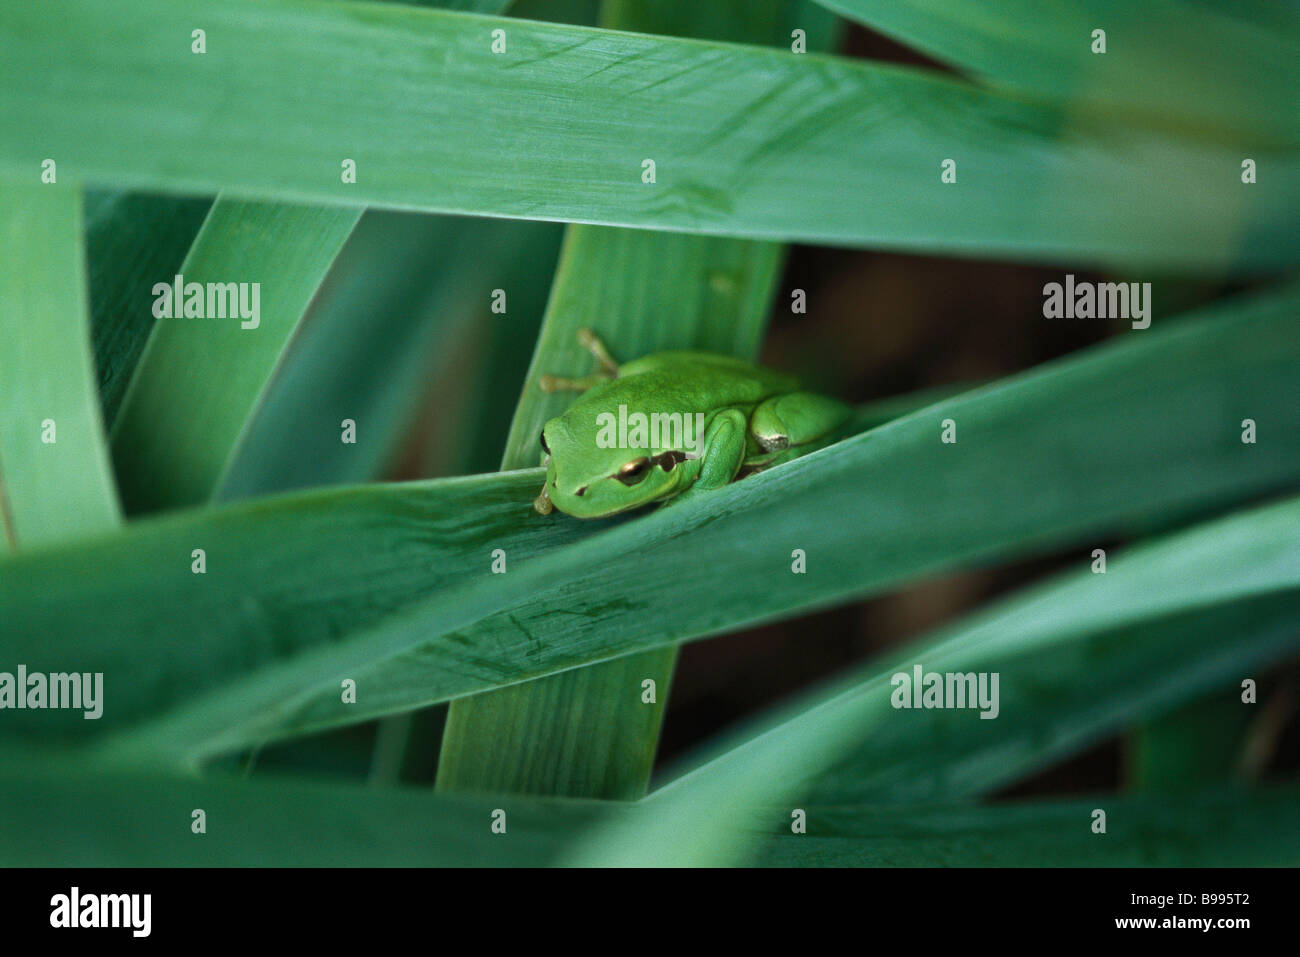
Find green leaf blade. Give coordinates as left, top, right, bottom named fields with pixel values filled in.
left=86, top=190, right=212, bottom=425
left=3, top=0, right=1295, bottom=269
left=5, top=757, right=1293, bottom=866
left=0, top=179, right=120, bottom=548
left=109, top=198, right=360, bottom=512
left=813, top=0, right=1300, bottom=146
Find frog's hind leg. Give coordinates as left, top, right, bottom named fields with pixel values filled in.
left=740, top=392, right=852, bottom=475
left=538, top=328, right=620, bottom=392
left=750, top=392, right=852, bottom=453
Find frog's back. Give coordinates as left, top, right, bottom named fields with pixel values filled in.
left=544, top=351, right=798, bottom=461
left=606, top=351, right=797, bottom=407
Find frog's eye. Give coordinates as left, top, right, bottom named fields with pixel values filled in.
left=615, top=457, right=651, bottom=485
left=539, top=431, right=550, bottom=455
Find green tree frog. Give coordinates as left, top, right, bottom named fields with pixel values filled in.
left=534, top=329, right=851, bottom=518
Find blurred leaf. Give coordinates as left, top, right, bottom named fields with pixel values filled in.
left=1127, top=691, right=1255, bottom=791
left=0, top=179, right=119, bottom=549
left=84, top=190, right=212, bottom=423
left=813, top=0, right=1299, bottom=145
left=3, top=0, right=1296, bottom=270
left=433, top=233, right=563, bottom=478
left=844, top=378, right=984, bottom=432
left=0, top=759, right=603, bottom=866
left=217, top=212, right=561, bottom=499
left=604, top=0, right=840, bottom=49
left=570, top=492, right=1300, bottom=864
left=399, top=0, right=516, bottom=9
left=109, top=199, right=360, bottom=512
left=339, top=213, right=560, bottom=786
left=510, top=0, right=600, bottom=27
left=2, top=756, right=1294, bottom=866
left=746, top=786, right=1300, bottom=867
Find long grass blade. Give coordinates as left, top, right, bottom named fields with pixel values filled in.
left=812, top=0, right=1299, bottom=145
left=109, top=199, right=360, bottom=512
left=85, top=191, right=212, bottom=424
left=2, top=0, right=1294, bottom=269
left=0, top=179, right=119, bottom=548
left=2, top=756, right=1294, bottom=866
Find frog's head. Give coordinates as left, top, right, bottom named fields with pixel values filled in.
left=533, top=413, right=694, bottom=518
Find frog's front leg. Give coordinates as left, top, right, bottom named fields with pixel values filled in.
left=661, top=408, right=749, bottom=506
left=744, top=392, right=852, bottom=473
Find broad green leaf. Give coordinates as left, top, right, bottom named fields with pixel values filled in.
left=812, top=0, right=1299, bottom=145
left=0, top=179, right=119, bottom=549
left=0, top=758, right=603, bottom=866
left=2, top=0, right=1296, bottom=270
left=109, top=199, right=360, bottom=512
left=569, top=493, right=1300, bottom=865
left=0, top=469, right=595, bottom=749
left=2, top=283, right=1295, bottom=765
left=85, top=190, right=212, bottom=424
left=1, top=756, right=1293, bottom=866
left=438, top=652, right=680, bottom=798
